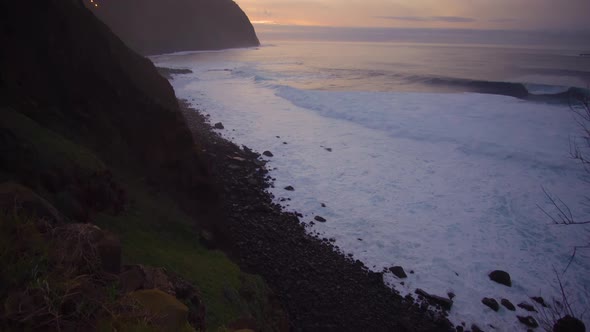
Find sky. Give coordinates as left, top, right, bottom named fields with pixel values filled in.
left=234, top=0, right=590, bottom=31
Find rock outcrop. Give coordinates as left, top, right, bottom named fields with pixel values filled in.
left=83, top=0, right=260, bottom=55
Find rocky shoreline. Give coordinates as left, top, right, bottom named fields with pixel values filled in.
left=178, top=99, right=453, bottom=331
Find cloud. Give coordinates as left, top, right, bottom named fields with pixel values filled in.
left=376, top=16, right=476, bottom=23
left=488, top=18, right=516, bottom=23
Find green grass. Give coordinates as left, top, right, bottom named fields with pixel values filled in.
left=94, top=175, right=272, bottom=330
left=0, top=108, right=279, bottom=331
left=0, top=107, right=105, bottom=173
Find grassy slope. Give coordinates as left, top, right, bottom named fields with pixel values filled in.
left=0, top=108, right=277, bottom=331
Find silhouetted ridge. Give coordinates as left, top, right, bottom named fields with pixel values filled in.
left=83, top=0, right=260, bottom=55
left=0, top=0, right=209, bottom=194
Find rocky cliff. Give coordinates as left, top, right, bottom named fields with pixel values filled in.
left=0, top=1, right=282, bottom=330
left=83, top=0, right=260, bottom=55
left=0, top=0, right=209, bottom=196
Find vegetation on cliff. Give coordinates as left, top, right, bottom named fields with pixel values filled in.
left=0, top=0, right=281, bottom=330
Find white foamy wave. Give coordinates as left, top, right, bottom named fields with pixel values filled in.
left=158, top=55, right=590, bottom=332
left=524, top=83, right=571, bottom=95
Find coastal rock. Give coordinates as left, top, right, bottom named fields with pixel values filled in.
left=263, top=151, right=274, bottom=157
left=500, top=298, right=516, bottom=311
left=482, top=297, right=500, bottom=311
left=518, top=302, right=537, bottom=312
left=214, top=122, right=225, bottom=129
left=471, top=324, right=484, bottom=332
left=517, top=315, right=539, bottom=328
left=84, top=0, right=260, bottom=55
left=415, top=288, right=453, bottom=311
left=389, top=266, right=408, bottom=279
left=489, top=270, right=512, bottom=287
left=314, top=216, right=327, bottom=222
left=553, top=315, right=586, bottom=332
left=531, top=296, right=548, bottom=308
left=284, top=186, right=295, bottom=191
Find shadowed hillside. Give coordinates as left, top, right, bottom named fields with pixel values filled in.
left=0, top=1, right=284, bottom=330
left=83, top=0, right=260, bottom=55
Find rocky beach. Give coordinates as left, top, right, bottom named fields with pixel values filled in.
left=177, top=95, right=453, bottom=331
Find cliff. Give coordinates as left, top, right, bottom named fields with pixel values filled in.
left=83, top=0, right=260, bottom=55
left=0, top=0, right=283, bottom=330
left=0, top=0, right=208, bottom=194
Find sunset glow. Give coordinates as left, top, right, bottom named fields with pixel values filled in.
left=235, top=0, right=590, bottom=30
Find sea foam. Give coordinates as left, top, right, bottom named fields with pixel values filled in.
left=155, top=54, right=590, bottom=331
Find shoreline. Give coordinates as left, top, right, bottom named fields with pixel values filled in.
left=178, top=99, right=453, bottom=331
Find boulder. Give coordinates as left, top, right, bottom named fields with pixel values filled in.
left=415, top=288, right=453, bottom=311
left=119, top=265, right=206, bottom=331
left=488, top=270, right=511, bottom=287
left=389, top=266, right=408, bottom=279
left=127, top=289, right=189, bottom=332
left=314, top=216, right=327, bottom=223
left=553, top=315, right=586, bottom=332
left=0, top=182, right=63, bottom=224
left=518, top=302, right=537, bottom=312
left=214, top=122, right=224, bottom=129
left=262, top=151, right=273, bottom=157
left=482, top=297, right=500, bottom=311
left=284, top=186, right=295, bottom=191
left=500, top=299, right=516, bottom=311
left=471, top=324, right=484, bottom=332
left=119, top=266, right=145, bottom=292
left=531, top=296, right=548, bottom=308
left=517, top=316, right=539, bottom=328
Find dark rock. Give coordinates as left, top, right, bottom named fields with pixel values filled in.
left=84, top=0, right=260, bottom=55
left=500, top=299, right=516, bottom=311
left=531, top=296, right=548, bottom=308
left=448, top=292, right=456, bottom=299
left=482, top=297, right=500, bottom=311
left=262, top=151, right=274, bottom=157
left=489, top=270, right=511, bottom=287
left=415, top=288, right=453, bottom=311
left=321, top=203, right=326, bottom=207
left=284, top=186, right=294, bottom=191
left=314, top=216, right=327, bottom=222
left=471, top=324, right=484, bottom=332
left=119, top=266, right=145, bottom=292
left=389, top=266, right=408, bottom=279
left=455, top=326, right=464, bottom=332
left=553, top=315, right=586, bottom=332
left=214, top=122, right=224, bottom=129
left=325, top=147, right=333, bottom=152
left=518, top=302, right=537, bottom=312
left=517, top=316, right=539, bottom=328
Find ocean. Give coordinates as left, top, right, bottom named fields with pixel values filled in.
left=153, top=26, right=590, bottom=331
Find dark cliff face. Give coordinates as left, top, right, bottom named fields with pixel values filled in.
left=83, top=0, right=260, bottom=55
left=0, top=0, right=208, bottom=192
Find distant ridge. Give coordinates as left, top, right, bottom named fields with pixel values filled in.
left=83, top=0, right=260, bottom=55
